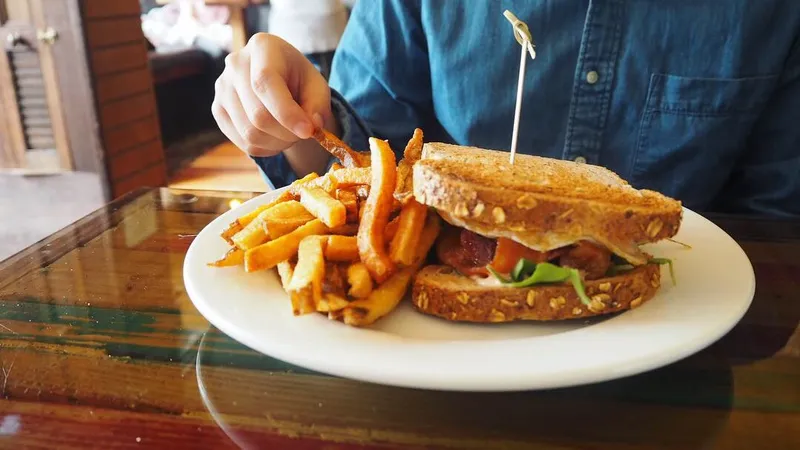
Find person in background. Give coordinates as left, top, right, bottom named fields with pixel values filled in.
left=266, top=0, right=351, bottom=79
left=211, top=1, right=800, bottom=217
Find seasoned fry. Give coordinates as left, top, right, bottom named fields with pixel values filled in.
left=355, top=185, right=370, bottom=199
left=384, top=215, right=400, bottom=242
left=317, top=293, right=350, bottom=313
left=231, top=209, right=273, bottom=250
left=389, top=199, right=428, bottom=266
left=245, top=219, right=329, bottom=272
left=288, top=236, right=327, bottom=315
left=289, top=173, right=338, bottom=196
left=312, top=127, right=371, bottom=168
left=394, top=128, right=423, bottom=204
left=329, top=223, right=359, bottom=236
left=245, top=199, right=311, bottom=236
left=330, top=167, right=371, bottom=187
left=220, top=222, right=244, bottom=245
left=342, top=215, right=440, bottom=326
left=358, top=138, right=398, bottom=283
left=299, top=186, right=347, bottom=228
left=326, top=235, right=359, bottom=261
left=220, top=192, right=293, bottom=244
left=336, top=189, right=358, bottom=222
left=265, top=212, right=316, bottom=239
left=346, top=262, right=373, bottom=299
left=403, top=128, right=424, bottom=161
left=207, top=247, right=244, bottom=267
left=276, top=261, right=295, bottom=290
left=322, top=263, right=347, bottom=297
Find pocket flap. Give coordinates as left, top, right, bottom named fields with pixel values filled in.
left=646, top=73, right=778, bottom=115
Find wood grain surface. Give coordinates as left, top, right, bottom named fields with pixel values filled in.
left=0, top=188, right=798, bottom=449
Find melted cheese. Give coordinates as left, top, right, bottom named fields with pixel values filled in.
left=438, top=210, right=648, bottom=265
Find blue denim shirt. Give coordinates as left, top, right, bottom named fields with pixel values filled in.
left=254, top=0, right=800, bottom=217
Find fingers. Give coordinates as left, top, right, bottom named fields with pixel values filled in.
left=230, top=55, right=300, bottom=144
left=212, top=100, right=283, bottom=158
left=249, top=38, right=315, bottom=139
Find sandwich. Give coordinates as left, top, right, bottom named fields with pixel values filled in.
left=409, top=143, right=683, bottom=322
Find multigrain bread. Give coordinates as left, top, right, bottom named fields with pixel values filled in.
left=413, top=143, right=683, bottom=265
left=412, top=263, right=661, bottom=322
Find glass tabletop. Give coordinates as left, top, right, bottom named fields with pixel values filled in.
left=0, top=187, right=798, bottom=449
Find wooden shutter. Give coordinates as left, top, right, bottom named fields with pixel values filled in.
left=0, top=0, right=70, bottom=171
left=9, top=44, right=54, bottom=151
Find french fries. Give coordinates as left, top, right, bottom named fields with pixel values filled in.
left=358, top=138, right=398, bottom=283
left=389, top=199, right=428, bottom=266
left=207, top=247, right=244, bottom=267
left=326, top=235, right=359, bottom=261
left=394, top=128, right=423, bottom=204
left=342, top=215, right=440, bottom=326
left=336, top=189, right=359, bottom=222
left=288, top=236, right=327, bottom=315
left=209, top=127, right=442, bottom=327
left=385, top=215, right=400, bottom=242
left=245, top=219, right=329, bottom=272
left=329, top=223, right=359, bottom=236
left=330, top=167, right=371, bottom=187
left=299, top=186, right=347, bottom=228
left=312, top=127, right=371, bottom=168
left=276, top=261, right=295, bottom=290
left=262, top=200, right=315, bottom=238
left=346, top=262, right=373, bottom=299
left=231, top=208, right=273, bottom=250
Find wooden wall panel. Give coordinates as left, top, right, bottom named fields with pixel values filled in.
left=108, top=140, right=162, bottom=180
left=85, top=17, right=145, bottom=49
left=80, top=0, right=167, bottom=198
left=95, top=68, right=152, bottom=103
left=81, top=0, right=142, bottom=19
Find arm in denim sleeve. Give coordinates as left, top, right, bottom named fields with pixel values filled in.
left=715, top=39, right=800, bottom=217
left=252, top=0, right=430, bottom=187
left=327, top=0, right=432, bottom=155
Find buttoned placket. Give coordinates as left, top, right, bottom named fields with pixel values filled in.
left=562, top=0, right=624, bottom=165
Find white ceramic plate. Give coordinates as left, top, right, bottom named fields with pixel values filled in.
left=184, top=188, right=755, bottom=392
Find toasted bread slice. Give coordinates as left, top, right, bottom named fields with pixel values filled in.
left=413, top=143, right=683, bottom=264
left=411, top=264, right=661, bottom=322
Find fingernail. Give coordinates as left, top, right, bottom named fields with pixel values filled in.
left=312, top=113, right=324, bottom=129
left=294, top=121, right=313, bottom=139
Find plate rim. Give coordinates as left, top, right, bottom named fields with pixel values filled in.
left=184, top=188, right=755, bottom=392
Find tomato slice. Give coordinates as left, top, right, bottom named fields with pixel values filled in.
left=489, top=238, right=561, bottom=274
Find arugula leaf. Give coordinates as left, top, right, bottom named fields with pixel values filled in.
left=649, top=257, right=676, bottom=286
left=511, top=258, right=537, bottom=282
left=486, top=265, right=512, bottom=283
left=567, top=268, right=592, bottom=306
left=487, top=260, right=591, bottom=305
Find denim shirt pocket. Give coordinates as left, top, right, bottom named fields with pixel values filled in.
left=632, top=73, right=778, bottom=209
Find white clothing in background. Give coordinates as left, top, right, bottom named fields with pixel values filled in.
left=268, top=0, right=349, bottom=55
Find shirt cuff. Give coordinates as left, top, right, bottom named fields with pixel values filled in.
left=330, top=87, right=372, bottom=152
left=250, top=152, right=298, bottom=190
left=251, top=88, right=371, bottom=189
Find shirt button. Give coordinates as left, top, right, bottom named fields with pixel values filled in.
left=586, top=71, right=599, bottom=84
left=574, top=156, right=587, bottom=164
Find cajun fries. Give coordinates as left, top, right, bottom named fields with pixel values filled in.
left=346, top=262, right=373, bottom=299
left=326, top=235, right=359, bottom=262
left=394, top=128, right=424, bottom=204
left=358, top=138, right=398, bottom=283
left=389, top=199, right=428, bottom=266
left=245, top=219, right=329, bottom=272
left=288, top=236, right=327, bottom=315
left=208, top=127, right=442, bottom=327
left=299, top=186, right=347, bottom=228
